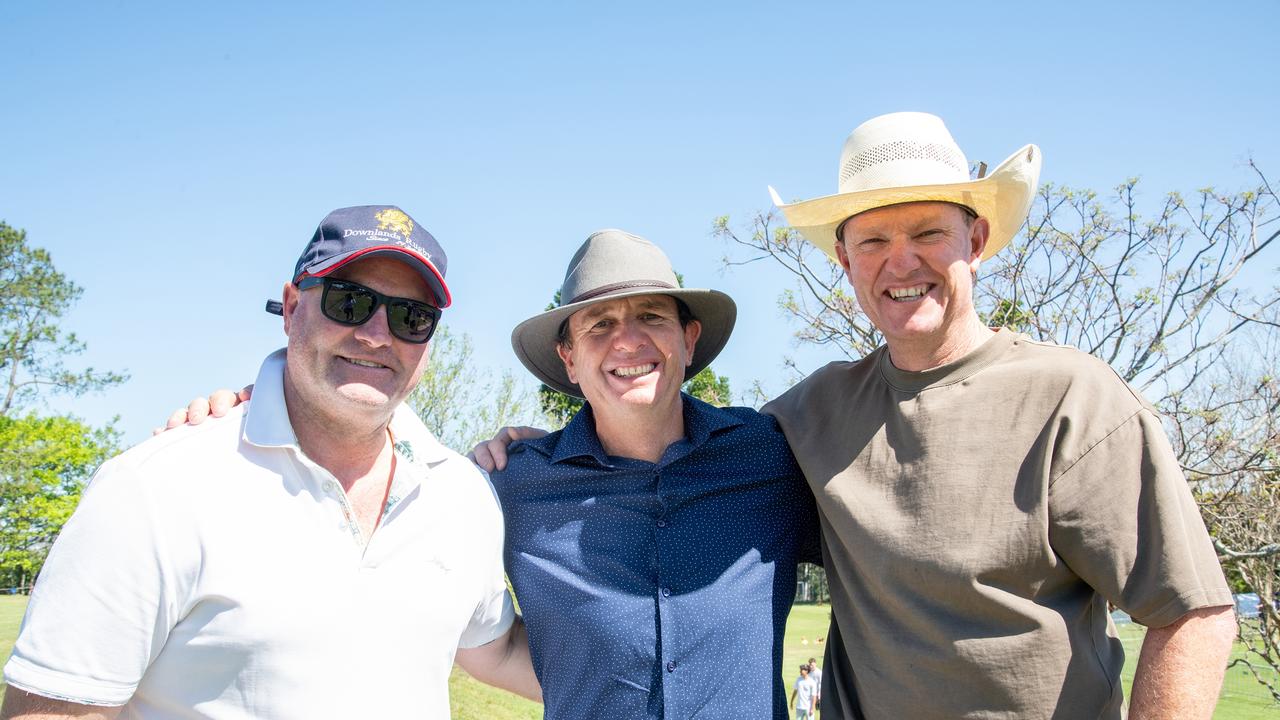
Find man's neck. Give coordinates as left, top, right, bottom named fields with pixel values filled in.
left=887, top=317, right=996, bottom=372
left=591, top=396, right=686, bottom=464
left=283, top=383, right=394, bottom=491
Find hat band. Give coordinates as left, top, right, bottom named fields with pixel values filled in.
left=567, top=280, right=677, bottom=305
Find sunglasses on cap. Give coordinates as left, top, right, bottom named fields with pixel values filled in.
left=297, top=276, right=441, bottom=344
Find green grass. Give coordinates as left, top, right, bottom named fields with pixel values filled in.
left=1, top=598, right=1275, bottom=718
left=1115, top=621, right=1278, bottom=720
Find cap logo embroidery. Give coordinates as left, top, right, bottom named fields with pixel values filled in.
left=375, top=208, right=414, bottom=239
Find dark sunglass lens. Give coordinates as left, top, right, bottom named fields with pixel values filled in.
left=323, top=283, right=377, bottom=324
left=388, top=301, right=436, bottom=342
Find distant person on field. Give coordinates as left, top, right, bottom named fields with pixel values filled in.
left=790, top=664, right=818, bottom=720
left=807, top=656, right=822, bottom=715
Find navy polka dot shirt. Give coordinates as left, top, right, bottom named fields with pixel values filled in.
left=491, top=394, right=821, bottom=719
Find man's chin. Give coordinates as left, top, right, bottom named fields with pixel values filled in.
left=334, top=384, right=397, bottom=409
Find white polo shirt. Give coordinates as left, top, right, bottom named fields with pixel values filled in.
left=4, top=349, right=514, bottom=719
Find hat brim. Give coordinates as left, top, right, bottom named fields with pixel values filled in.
left=511, top=287, right=737, bottom=399
left=302, top=246, right=452, bottom=308
left=771, top=144, right=1041, bottom=262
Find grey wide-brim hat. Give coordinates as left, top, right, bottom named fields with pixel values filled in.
left=511, top=229, right=737, bottom=398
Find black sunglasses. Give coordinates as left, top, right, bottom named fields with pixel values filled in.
left=296, top=276, right=441, bottom=344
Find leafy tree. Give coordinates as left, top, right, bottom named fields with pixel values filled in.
left=0, top=222, right=127, bottom=415
left=407, top=325, right=542, bottom=453
left=718, top=164, right=1280, bottom=695
left=0, top=221, right=128, bottom=590
left=0, top=413, right=119, bottom=590
left=535, top=282, right=734, bottom=427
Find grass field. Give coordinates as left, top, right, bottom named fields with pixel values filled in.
left=1, top=597, right=1275, bottom=718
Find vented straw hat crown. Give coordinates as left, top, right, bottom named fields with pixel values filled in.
left=770, top=112, right=1041, bottom=261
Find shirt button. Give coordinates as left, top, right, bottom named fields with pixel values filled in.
left=656, top=519, right=668, bottom=528
left=661, top=587, right=671, bottom=597
left=666, top=661, right=677, bottom=672
left=323, top=481, right=336, bottom=492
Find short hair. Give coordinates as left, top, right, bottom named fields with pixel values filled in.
left=557, top=296, right=695, bottom=350
left=799, top=664, right=810, bottom=673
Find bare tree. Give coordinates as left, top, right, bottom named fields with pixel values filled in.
left=717, top=164, right=1280, bottom=697
left=406, top=325, right=542, bottom=453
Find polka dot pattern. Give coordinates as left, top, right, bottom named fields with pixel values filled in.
left=491, top=395, right=821, bottom=719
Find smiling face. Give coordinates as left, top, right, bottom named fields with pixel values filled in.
left=836, top=202, right=990, bottom=367
left=281, top=255, right=433, bottom=427
left=556, top=294, right=701, bottom=420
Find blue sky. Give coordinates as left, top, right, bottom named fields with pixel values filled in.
left=4, top=1, right=1278, bottom=446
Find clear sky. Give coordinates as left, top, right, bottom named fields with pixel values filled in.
left=3, top=1, right=1278, bottom=446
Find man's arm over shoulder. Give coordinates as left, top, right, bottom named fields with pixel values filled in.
left=455, top=616, right=541, bottom=702
left=0, top=689, right=122, bottom=720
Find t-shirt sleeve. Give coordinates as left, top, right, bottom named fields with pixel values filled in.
left=1048, top=408, right=1232, bottom=627
left=3, top=459, right=181, bottom=706
left=457, top=467, right=516, bottom=649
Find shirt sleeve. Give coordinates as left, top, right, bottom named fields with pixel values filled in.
left=457, top=467, right=516, bottom=648
left=1048, top=408, right=1232, bottom=627
left=3, top=458, right=182, bottom=706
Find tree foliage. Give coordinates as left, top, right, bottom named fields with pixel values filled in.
left=0, top=222, right=127, bottom=416
left=407, top=325, right=542, bottom=453
left=0, top=221, right=127, bottom=590
left=717, top=164, right=1280, bottom=696
left=0, top=413, right=119, bottom=590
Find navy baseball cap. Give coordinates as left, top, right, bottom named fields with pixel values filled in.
left=267, top=205, right=451, bottom=314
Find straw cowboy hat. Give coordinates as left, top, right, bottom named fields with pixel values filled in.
left=511, top=229, right=737, bottom=399
left=769, top=112, right=1042, bottom=261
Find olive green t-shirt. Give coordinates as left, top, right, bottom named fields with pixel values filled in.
left=763, top=330, right=1231, bottom=720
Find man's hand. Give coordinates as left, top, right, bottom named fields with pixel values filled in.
left=468, top=426, right=548, bottom=471
left=152, top=385, right=254, bottom=435
left=1128, top=605, right=1236, bottom=719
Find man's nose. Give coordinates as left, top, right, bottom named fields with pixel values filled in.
left=884, top=237, right=921, bottom=274
left=611, top=318, right=648, bottom=350
left=353, top=305, right=394, bottom=347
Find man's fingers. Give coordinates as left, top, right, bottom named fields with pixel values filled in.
left=469, top=426, right=549, bottom=471
left=469, top=443, right=497, bottom=472
left=504, top=425, right=548, bottom=442
left=208, top=389, right=239, bottom=417
left=487, top=438, right=511, bottom=471
left=237, top=384, right=255, bottom=402
left=163, top=406, right=189, bottom=431
left=187, top=397, right=212, bottom=425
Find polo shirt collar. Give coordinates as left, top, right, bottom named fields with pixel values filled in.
left=243, top=349, right=296, bottom=449
left=529, top=393, right=745, bottom=466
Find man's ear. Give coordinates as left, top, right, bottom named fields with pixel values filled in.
left=556, top=342, right=577, bottom=384
left=968, top=217, right=991, bottom=272
left=682, top=319, right=702, bottom=367
left=281, top=283, right=300, bottom=336
left=834, top=237, right=856, bottom=287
